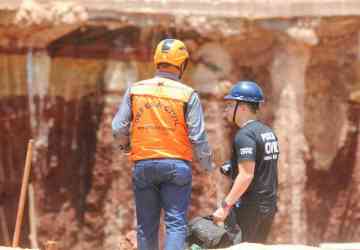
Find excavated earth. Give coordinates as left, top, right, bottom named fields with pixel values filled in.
left=1, top=2, right=360, bottom=250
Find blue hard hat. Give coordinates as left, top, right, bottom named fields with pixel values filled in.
left=224, top=80, right=264, bottom=103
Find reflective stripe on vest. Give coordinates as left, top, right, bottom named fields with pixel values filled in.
left=129, top=77, right=194, bottom=162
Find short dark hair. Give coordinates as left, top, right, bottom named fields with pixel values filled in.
left=157, top=63, right=177, bottom=69
left=240, top=101, right=259, bottom=114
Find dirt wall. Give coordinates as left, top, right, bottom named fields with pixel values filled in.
left=1, top=18, right=360, bottom=250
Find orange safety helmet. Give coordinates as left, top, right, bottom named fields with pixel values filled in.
left=154, top=39, right=189, bottom=68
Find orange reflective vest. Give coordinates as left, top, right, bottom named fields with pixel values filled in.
left=129, top=77, right=194, bottom=162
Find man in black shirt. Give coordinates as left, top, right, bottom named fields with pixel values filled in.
left=212, top=80, right=279, bottom=243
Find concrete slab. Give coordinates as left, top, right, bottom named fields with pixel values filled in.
left=320, top=243, right=360, bottom=250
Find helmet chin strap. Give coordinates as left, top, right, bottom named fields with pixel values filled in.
left=179, top=69, right=184, bottom=79
left=179, top=59, right=188, bottom=79
left=233, top=102, right=240, bottom=124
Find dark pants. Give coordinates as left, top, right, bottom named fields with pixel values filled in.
left=233, top=204, right=275, bottom=243
left=132, top=159, right=192, bottom=250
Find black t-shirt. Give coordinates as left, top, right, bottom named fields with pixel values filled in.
left=230, top=120, right=279, bottom=212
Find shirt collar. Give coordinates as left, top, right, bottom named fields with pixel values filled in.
left=155, top=71, right=180, bottom=81
left=241, top=119, right=256, bottom=128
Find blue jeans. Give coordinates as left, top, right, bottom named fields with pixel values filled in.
left=132, top=159, right=192, bottom=250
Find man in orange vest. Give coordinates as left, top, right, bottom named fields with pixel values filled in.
left=112, top=39, right=214, bottom=250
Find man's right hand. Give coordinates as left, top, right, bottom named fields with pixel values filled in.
left=220, top=161, right=232, bottom=176
left=113, top=143, right=130, bottom=153
left=212, top=206, right=230, bottom=225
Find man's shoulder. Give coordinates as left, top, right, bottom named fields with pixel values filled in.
left=234, top=127, right=255, bottom=144
left=131, top=78, right=156, bottom=87
left=131, top=77, right=193, bottom=92
left=162, top=77, right=194, bottom=92
left=246, top=121, right=276, bottom=135
left=250, top=122, right=279, bottom=143
left=158, top=77, right=195, bottom=101
left=130, top=77, right=194, bottom=102
left=234, top=121, right=270, bottom=143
